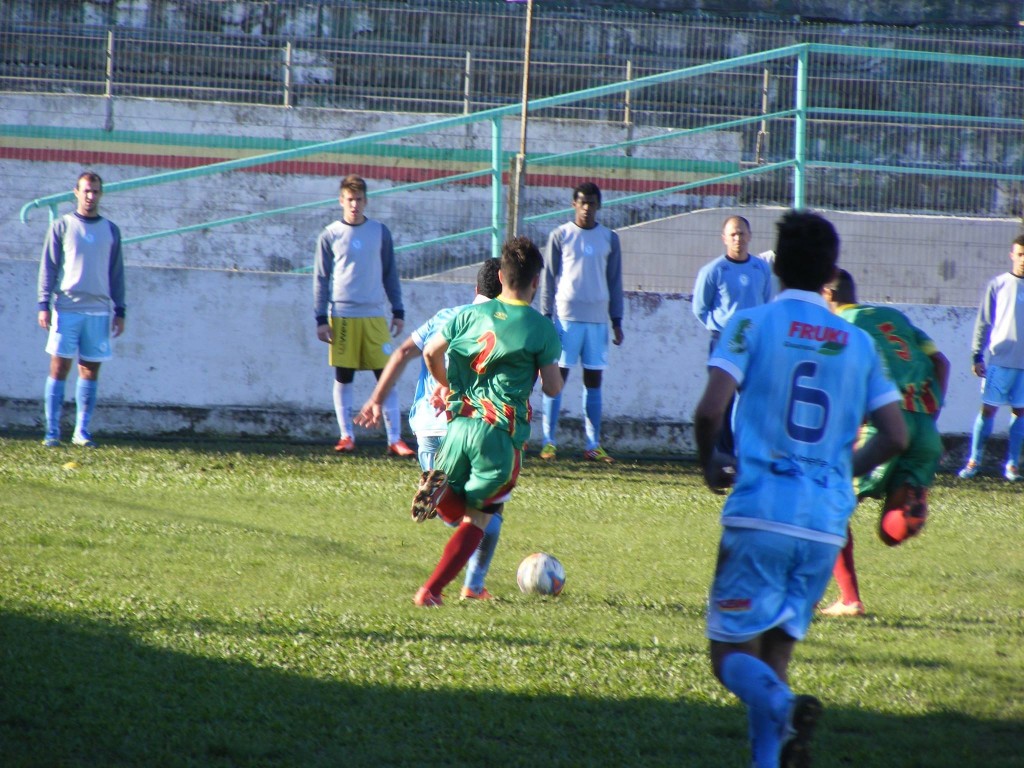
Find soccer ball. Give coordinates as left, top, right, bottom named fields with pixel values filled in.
left=516, top=552, right=566, bottom=596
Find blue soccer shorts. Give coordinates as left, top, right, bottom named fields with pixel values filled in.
left=706, top=527, right=839, bottom=644
left=45, top=311, right=113, bottom=362
left=555, top=318, right=608, bottom=370
left=981, top=364, right=1024, bottom=408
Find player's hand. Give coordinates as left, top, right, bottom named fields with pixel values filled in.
left=702, top=450, right=737, bottom=495
left=316, top=324, right=332, bottom=343
left=112, top=316, right=125, bottom=338
left=972, top=360, right=985, bottom=378
left=430, top=385, right=449, bottom=415
left=354, top=401, right=382, bottom=428
left=612, top=325, right=624, bottom=346
left=391, top=317, right=404, bottom=337
left=38, top=310, right=51, bottom=330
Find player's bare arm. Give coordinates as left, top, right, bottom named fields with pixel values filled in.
left=852, top=400, right=908, bottom=477
left=538, top=361, right=564, bottom=398
left=355, top=337, right=421, bottom=428
left=930, top=350, right=951, bottom=405
left=693, top=367, right=739, bottom=493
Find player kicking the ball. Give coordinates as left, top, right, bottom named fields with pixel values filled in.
left=819, top=269, right=950, bottom=617
left=410, top=236, right=562, bottom=607
left=694, top=211, right=907, bottom=768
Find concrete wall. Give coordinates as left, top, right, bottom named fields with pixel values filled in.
left=0, top=258, right=991, bottom=457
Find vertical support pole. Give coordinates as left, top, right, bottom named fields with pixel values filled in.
left=463, top=50, right=472, bottom=115
left=508, top=0, right=534, bottom=238
left=755, top=67, right=769, bottom=165
left=793, top=47, right=808, bottom=210
left=491, top=116, right=504, bottom=258
left=105, top=29, right=114, bottom=99
left=283, top=41, right=293, bottom=109
left=624, top=59, right=634, bottom=157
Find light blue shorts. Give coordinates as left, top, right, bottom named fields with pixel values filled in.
left=45, top=311, right=113, bottom=362
left=981, top=364, right=1024, bottom=408
left=706, top=527, right=838, bottom=644
left=555, top=318, right=608, bottom=370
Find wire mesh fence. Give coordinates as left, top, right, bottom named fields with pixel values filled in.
left=2, top=2, right=1023, bottom=304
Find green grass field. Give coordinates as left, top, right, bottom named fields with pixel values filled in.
left=1, top=435, right=1021, bottom=767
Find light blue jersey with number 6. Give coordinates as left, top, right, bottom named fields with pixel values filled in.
left=709, top=289, right=900, bottom=545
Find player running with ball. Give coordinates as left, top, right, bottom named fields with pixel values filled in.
left=410, top=236, right=563, bottom=607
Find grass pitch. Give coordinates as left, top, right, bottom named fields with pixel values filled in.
left=1, top=435, right=1021, bottom=767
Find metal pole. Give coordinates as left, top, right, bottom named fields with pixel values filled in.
left=508, top=0, right=533, bottom=237
left=624, top=59, right=633, bottom=157
left=793, top=50, right=808, bottom=209
left=755, top=67, right=769, bottom=164
left=463, top=50, right=472, bottom=115
left=104, top=29, right=114, bottom=99
left=492, top=117, right=504, bottom=258
left=283, top=41, right=293, bottom=109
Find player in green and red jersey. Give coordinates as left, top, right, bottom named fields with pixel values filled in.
left=819, top=269, right=950, bottom=616
left=411, top=236, right=563, bottom=607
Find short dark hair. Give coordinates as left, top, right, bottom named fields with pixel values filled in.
left=722, top=215, right=750, bottom=232
left=339, top=174, right=367, bottom=195
left=475, top=258, right=502, bottom=299
left=824, top=268, right=857, bottom=304
left=76, top=171, right=102, bottom=189
left=1013, top=234, right=1024, bottom=249
left=572, top=181, right=601, bottom=203
left=773, top=210, right=840, bottom=292
left=500, top=235, right=544, bottom=291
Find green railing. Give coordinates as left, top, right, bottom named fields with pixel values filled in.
left=20, top=42, right=1024, bottom=263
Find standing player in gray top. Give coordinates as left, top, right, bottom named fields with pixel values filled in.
left=313, top=174, right=413, bottom=457
left=37, top=170, right=126, bottom=448
left=538, top=182, right=624, bottom=463
left=958, top=234, right=1024, bottom=482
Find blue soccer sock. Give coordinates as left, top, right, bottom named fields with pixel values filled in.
left=542, top=393, right=562, bottom=446
left=74, top=378, right=98, bottom=438
left=44, top=377, right=66, bottom=440
left=1007, top=413, right=1024, bottom=467
left=583, top=385, right=602, bottom=451
left=969, top=412, right=994, bottom=464
left=719, top=652, right=793, bottom=768
left=464, top=512, right=503, bottom=592
left=382, top=388, right=401, bottom=444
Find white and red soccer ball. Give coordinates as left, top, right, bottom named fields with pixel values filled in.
left=517, top=552, right=566, bottom=596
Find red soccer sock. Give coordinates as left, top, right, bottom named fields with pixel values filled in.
left=433, top=485, right=467, bottom=525
left=423, top=521, right=485, bottom=596
left=832, top=526, right=861, bottom=604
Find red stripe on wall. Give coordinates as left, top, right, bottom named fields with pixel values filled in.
left=1, top=147, right=738, bottom=195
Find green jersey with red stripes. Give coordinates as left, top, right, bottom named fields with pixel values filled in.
left=440, top=296, right=561, bottom=448
left=836, top=303, right=943, bottom=415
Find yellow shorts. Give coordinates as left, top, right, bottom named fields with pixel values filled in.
left=329, top=316, right=393, bottom=370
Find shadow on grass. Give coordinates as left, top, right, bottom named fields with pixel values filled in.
left=1, top=611, right=1018, bottom=768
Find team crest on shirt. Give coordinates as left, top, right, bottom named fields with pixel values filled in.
left=727, top=319, right=752, bottom=353
left=739, top=274, right=749, bottom=286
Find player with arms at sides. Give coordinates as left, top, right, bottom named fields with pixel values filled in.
left=819, top=269, right=950, bottom=617
left=692, top=215, right=773, bottom=457
left=958, top=234, right=1024, bottom=482
left=354, top=258, right=504, bottom=601
left=694, top=211, right=907, bottom=768
left=37, top=170, right=126, bottom=448
left=313, top=174, right=413, bottom=457
left=538, top=181, right=624, bottom=463
left=410, top=236, right=563, bottom=607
